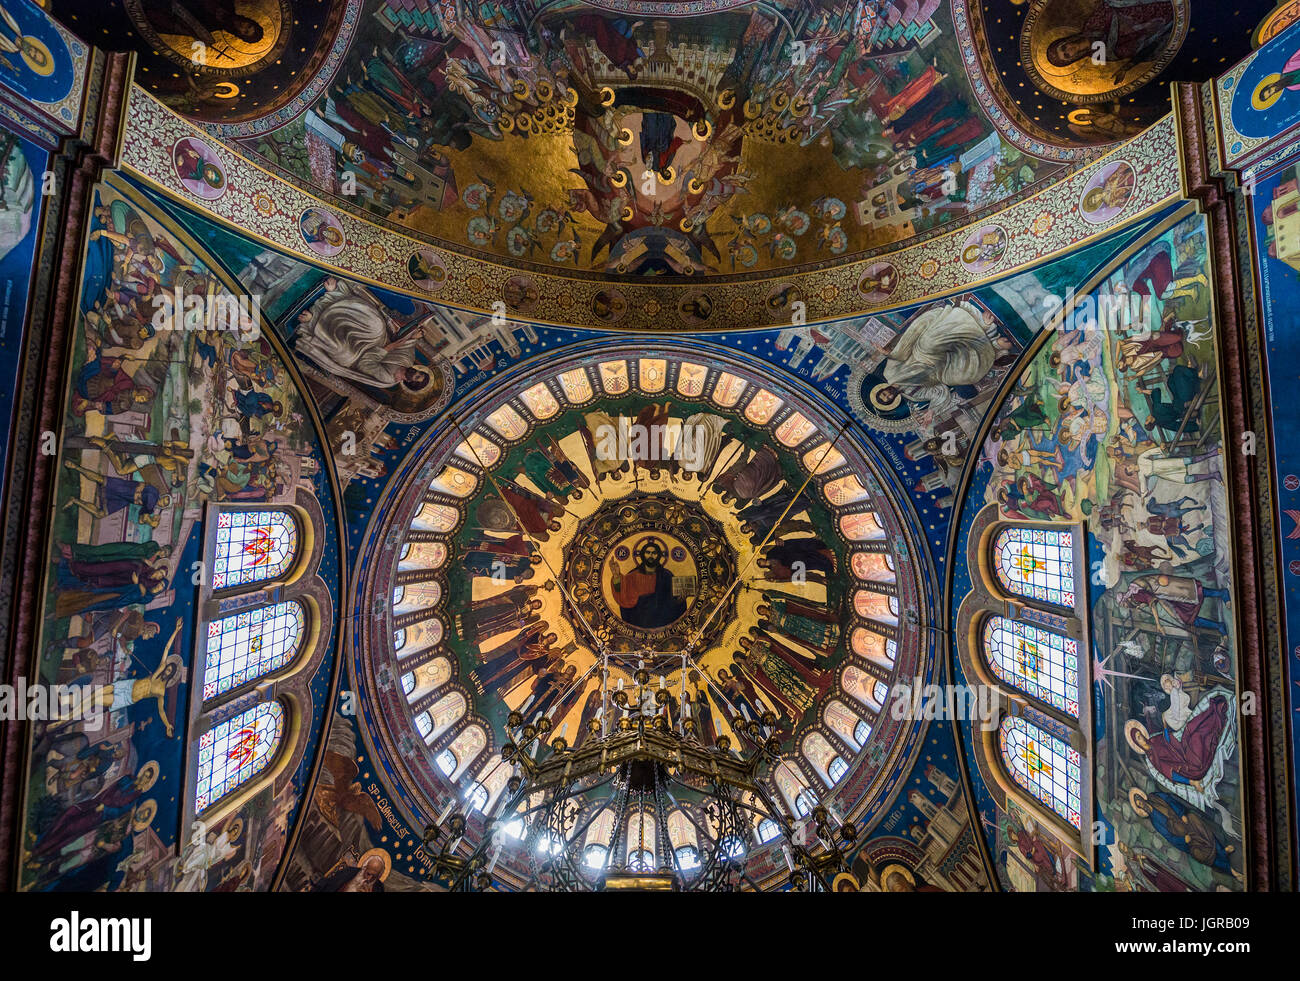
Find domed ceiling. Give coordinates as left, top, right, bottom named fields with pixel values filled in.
left=53, top=0, right=1272, bottom=290
left=12, top=0, right=1286, bottom=896
left=963, top=0, right=1279, bottom=144
left=40, top=0, right=1114, bottom=281
left=353, top=343, right=931, bottom=885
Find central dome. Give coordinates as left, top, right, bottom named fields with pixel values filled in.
left=355, top=342, right=933, bottom=887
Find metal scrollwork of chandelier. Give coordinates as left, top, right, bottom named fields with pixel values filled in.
left=419, top=650, right=859, bottom=892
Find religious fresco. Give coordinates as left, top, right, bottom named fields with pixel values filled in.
left=50, top=0, right=358, bottom=130
left=347, top=345, right=936, bottom=888
left=966, top=0, right=1274, bottom=148
left=15, top=177, right=344, bottom=893
left=1246, top=154, right=1300, bottom=863
left=842, top=728, right=990, bottom=892
left=126, top=0, right=1066, bottom=279
left=0, top=0, right=88, bottom=134
left=1220, top=18, right=1300, bottom=167
left=116, top=81, right=1187, bottom=332
left=951, top=212, right=1245, bottom=892
left=0, top=1, right=1290, bottom=898
left=0, top=127, right=45, bottom=500
left=92, top=149, right=1200, bottom=891
left=279, top=713, right=441, bottom=891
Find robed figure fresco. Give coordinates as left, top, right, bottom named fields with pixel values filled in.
left=610, top=537, right=685, bottom=628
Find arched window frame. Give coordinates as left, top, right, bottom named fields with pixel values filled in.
left=955, top=503, right=1093, bottom=859
left=184, top=491, right=335, bottom=830
left=854, top=719, right=872, bottom=746
left=210, top=505, right=307, bottom=594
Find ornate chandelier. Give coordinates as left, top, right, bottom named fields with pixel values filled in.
left=419, top=651, right=860, bottom=892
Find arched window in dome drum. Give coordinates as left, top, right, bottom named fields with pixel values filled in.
left=194, top=700, right=285, bottom=814
left=824, top=699, right=864, bottom=749
left=626, top=811, right=657, bottom=868
left=801, top=730, right=839, bottom=786
left=436, top=748, right=457, bottom=776
left=443, top=724, right=486, bottom=778
left=999, top=716, right=1082, bottom=830
left=667, top=809, right=697, bottom=850
left=675, top=844, right=701, bottom=872
left=465, top=781, right=489, bottom=811
left=795, top=788, right=819, bottom=817
left=757, top=818, right=781, bottom=843
left=720, top=834, right=746, bottom=860
left=423, top=691, right=466, bottom=743
left=475, top=752, right=512, bottom=810
left=583, top=843, right=609, bottom=870
left=854, top=719, right=872, bottom=746
left=842, top=664, right=885, bottom=714
left=584, top=809, right=616, bottom=848
left=828, top=756, right=848, bottom=784
left=873, top=680, right=889, bottom=707
left=211, top=508, right=299, bottom=591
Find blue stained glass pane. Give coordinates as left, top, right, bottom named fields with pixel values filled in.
left=999, top=716, right=1081, bottom=829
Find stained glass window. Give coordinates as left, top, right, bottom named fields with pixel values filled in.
left=194, top=701, right=285, bottom=813
left=757, top=819, right=781, bottom=843
left=828, top=756, right=848, bottom=783
left=854, top=720, right=872, bottom=746
left=795, top=788, right=819, bottom=817
left=999, top=716, right=1082, bottom=830
left=720, top=835, right=746, bottom=859
left=873, top=681, right=889, bottom=706
left=676, top=845, right=702, bottom=871
left=583, top=844, right=609, bottom=870
left=201, top=601, right=306, bottom=701
left=993, top=526, right=1076, bottom=609
left=983, top=617, right=1080, bottom=717
left=465, top=781, right=489, bottom=811
left=212, top=509, right=298, bottom=591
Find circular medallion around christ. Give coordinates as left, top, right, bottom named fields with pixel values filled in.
left=563, top=493, right=737, bottom=654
